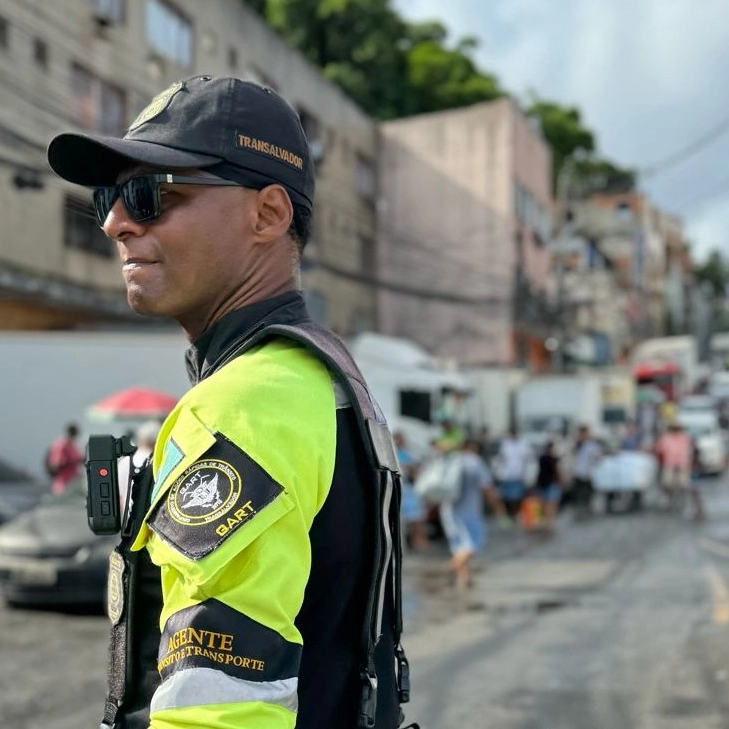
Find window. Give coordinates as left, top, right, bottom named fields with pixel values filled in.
left=33, top=38, right=48, bottom=69
left=145, top=0, right=192, bottom=68
left=0, top=16, right=8, bottom=50
left=71, top=64, right=126, bottom=135
left=359, top=235, right=376, bottom=277
left=616, top=200, right=632, bottom=220
left=92, top=0, right=125, bottom=25
left=355, top=154, right=375, bottom=201
left=63, top=196, right=113, bottom=258
left=399, top=390, right=432, bottom=423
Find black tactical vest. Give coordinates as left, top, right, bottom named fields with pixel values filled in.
left=101, top=320, right=412, bottom=729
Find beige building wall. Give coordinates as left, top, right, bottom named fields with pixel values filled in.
left=0, top=0, right=376, bottom=334
left=377, top=99, right=552, bottom=365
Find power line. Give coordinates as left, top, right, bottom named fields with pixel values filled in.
left=312, top=257, right=509, bottom=305
left=640, top=112, right=729, bottom=180
left=676, top=175, right=729, bottom=213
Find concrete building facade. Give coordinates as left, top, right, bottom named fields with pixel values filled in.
left=555, top=191, right=680, bottom=364
left=377, top=98, right=553, bottom=367
left=0, top=0, right=377, bottom=335
left=590, top=192, right=669, bottom=340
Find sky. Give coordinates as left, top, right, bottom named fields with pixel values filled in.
left=393, top=0, right=729, bottom=262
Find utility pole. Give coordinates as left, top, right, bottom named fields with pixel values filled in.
left=553, top=157, right=577, bottom=373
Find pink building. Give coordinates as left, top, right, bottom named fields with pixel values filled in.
left=377, top=98, right=553, bottom=367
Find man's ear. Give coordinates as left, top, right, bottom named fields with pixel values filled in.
left=253, top=185, right=293, bottom=241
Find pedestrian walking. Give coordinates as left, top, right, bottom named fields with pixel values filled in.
left=48, top=75, right=413, bottom=729
left=572, top=425, right=602, bottom=520
left=436, top=418, right=467, bottom=452
left=535, top=441, right=563, bottom=533
left=655, top=423, right=706, bottom=520
left=45, top=422, right=83, bottom=495
left=395, top=431, right=429, bottom=551
left=439, top=438, right=504, bottom=589
left=495, top=427, right=533, bottom=519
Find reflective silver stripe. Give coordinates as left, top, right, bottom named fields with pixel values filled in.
left=150, top=666, right=298, bottom=714
left=333, top=379, right=350, bottom=409
left=375, top=472, right=394, bottom=639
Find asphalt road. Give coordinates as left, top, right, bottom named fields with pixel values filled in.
left=3, top=478, right=729, bottom=728
left=401, top=476, right=729, bottom=729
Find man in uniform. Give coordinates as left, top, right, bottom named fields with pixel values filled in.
left=48, top=76, right=412, bottom=729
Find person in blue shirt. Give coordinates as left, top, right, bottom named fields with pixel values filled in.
left=440, top=438, right=505, bottom=588
left=395, top=431, right=429, bottom=551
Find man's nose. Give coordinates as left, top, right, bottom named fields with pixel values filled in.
left=102, top=197, right=146, bottom=239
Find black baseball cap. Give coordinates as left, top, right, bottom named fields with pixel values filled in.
left=47, top=75, right=315, bottom=210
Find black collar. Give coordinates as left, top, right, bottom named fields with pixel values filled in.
left=184, top=290, right=311, bottom=384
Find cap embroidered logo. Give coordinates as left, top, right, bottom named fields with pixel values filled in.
left=129, top=81, right=184, bottom=131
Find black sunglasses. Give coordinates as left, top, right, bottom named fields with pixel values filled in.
left=92, top=173, right=242, bottom=226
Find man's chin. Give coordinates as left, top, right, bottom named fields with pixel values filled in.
left=126, top=290, right=167, bottom=318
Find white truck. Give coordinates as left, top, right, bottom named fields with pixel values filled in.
left=0, top=329, right=189, bottom=478
left=461, top=366, right=528, bottom=437
left=348, top=332, right=472, bottom=457
left=514, top=369, right=635, bottom=445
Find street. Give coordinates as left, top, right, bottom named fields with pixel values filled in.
left=402, top=475, right=729, bottom=728
left=3, top=478, right=729, bottom=729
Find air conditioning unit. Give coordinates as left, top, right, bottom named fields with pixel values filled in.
left=92, top=0, right=123, bottom=27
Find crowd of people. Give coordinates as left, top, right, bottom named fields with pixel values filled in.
left=398, top=410, right=715, bottom=588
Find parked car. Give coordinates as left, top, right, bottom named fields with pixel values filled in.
left=708, top=371, right=729, bottom=402
left=677, top=394, right=719, bottom=418
left=675, top=411, right=726, bottom=476
left=0, top=457, right=47, bottom=525
left=0, top=477, right=116, bottom=606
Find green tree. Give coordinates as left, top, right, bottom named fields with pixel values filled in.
left=527, top=97, right=635, bottom=196
left=243, top=0, right=267, bottom=14
left=251, top=0, right=410, bottom=119
left=241, top=0, right=506, bottom=119
left=572, top=157, right=637, bottom=196
left=404, top=24, right=504, bottom=114
left=694, top=249, right=729, bottom=298
left=526, top=99, right=595, bottom=191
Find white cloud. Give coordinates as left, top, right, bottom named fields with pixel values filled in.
left=393, top=0, right=729, bottom=258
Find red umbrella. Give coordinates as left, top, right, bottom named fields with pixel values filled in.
left=87, top=386, right=179, bottom=420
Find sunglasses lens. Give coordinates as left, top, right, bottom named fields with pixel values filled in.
left=92, top=187, right=118, bottom=226
left=121, top=176, right=159, bottom=222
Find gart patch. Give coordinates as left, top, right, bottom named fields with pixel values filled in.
left=167, top=460, right=242, bottom=526
left=148, top=434, right=284, bottom=560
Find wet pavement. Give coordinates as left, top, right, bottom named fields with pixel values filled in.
left=399, top=475, right=729, bottom=728
left=2, top=477, right=729, bottom=728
